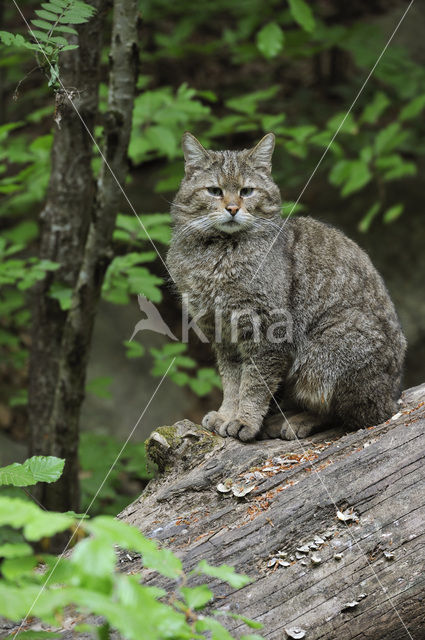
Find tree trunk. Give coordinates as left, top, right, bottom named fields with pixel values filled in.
left=118, top=383, right=425, bottom=639
left=29, top=0, right=138, bottom=512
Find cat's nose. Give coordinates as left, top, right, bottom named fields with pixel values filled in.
left=226, top=204, right=239, bottom=216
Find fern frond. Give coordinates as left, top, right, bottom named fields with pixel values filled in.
left=3, top=0, right=96, bottom=91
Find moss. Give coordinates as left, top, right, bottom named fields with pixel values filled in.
left=154, top=425, right=183, bottom=447
left=146, top=424, right=222, bottom=473
left=190, top=431, right=222, bottom=456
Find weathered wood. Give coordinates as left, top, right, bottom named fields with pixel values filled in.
left=119, top=383, right=425, bottom=639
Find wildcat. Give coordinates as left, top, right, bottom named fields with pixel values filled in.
left=166, top=132, right=406, bottom=441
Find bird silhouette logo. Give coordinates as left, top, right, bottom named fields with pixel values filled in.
left=129, top=294, right=178, bottom=342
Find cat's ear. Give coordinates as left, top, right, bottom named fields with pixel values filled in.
left=248, top=133, right=275, bottom=171
left=182, top=132, right=210, bottom=171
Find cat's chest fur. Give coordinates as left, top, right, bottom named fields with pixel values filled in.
left=168, top=236, right=270, bottom=315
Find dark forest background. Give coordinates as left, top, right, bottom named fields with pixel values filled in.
left=1, top=0, right=425, bottom=516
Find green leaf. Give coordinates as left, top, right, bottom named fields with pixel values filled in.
left=49, top=35, right=69, bottom=46
left=342, top=161, right=372, bottom=197
left=288, top=0, right=316, bottom=32
left=53, top=25, right=78, bottom=34
left=358, top=202, right=380, bottom=233
left=196, top=617, right=234, bottom=640
left=59, top=44, right=78, bottom=51
left=225, top=86, right=280, bottom=116
left=71, top=536, right=117, bottom=577
left=35, top=9, right=59, bottom=22
left=256, top=23, right=284, bottom=59
left=330, top=159, right=372, bottom=197
left=399, top=94, right=425, bottom=121
left=25, top=511, right=74, bottom=541
left=281, top=201, right=306, bottom=217
left=143, top=547, right=183, bottom=579
left=375, top=122, right=408, bottom=155
left=375, top=154, right=417, bottom=181
left=123, top=340, right=145, bottom=359
left=85, top=516, right=183, bottom=578
left=360, top=91, right=390, bottom=124
left=0, top=542, right=33, bottom=558
left=0, top=31, right=28, bottom=47
left=0, top=456, right=60, bottom=487
left=9, top=389, right=28, bottom=407
left=196, top=560, right=251, bottom=589
left=86, top=376, right=113, bottom=399
left=2, top=555, right=38, bottom=580
left=49, top=282, right=72, bottom=310
left=23, top=456, right=65, bottom=484
left=0, top=497, right=74, bottom=540
left=216, top=612, right=263, bottom=630
left=31, top=19, right=54, bottom=31
left=58, top=2, right=96, bottom=25
left=85, top=516, right=156, bottom=551
left=326, top=112, right=357, bottom=135
left=383, top=203, right=404, bottom=224
left=180, top=585, right=213, bottom=610
left=49, top=0, right=70, bottom=6
left=0, top=463, right=34, bottom=487
left=189, top=378, right=213, bottom=396
left=41, top=2, right=64, bottom=14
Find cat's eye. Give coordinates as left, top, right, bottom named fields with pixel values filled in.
left=240, top=187, right=254, bottom=197
left=207, top=187, right=223, bottom=197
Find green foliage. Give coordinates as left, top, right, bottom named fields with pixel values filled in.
left=102, top=252, right=163, bottom=305
left=86, top=376, right=113, bottom=400
left=0, top=463, right=262, bottom=639
left=288, top=0, right=316, bottom=33
left=196, top=560, right=252, bottom=589
left=0, top=235, right=59, bottom=372
left=114, top=213, right=172, bottom=246
left=0, top=0, right=95, bottom=87
left=79, top=432, right=154, bottom=514
left=48, top=281, right=73, bottom=310
left=0, top=456, right=65, bottom=487
left=129, top=84, right=211, bottom=163
left=149, top=343, right=222, bottom=396
left=256, top=23, right=284, bottom=59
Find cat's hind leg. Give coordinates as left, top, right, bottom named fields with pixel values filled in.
left=331, top=367, right=400, bottom=429
left=280, top=411, right=330, bottom=440
left=287, top=312, right=403, bottom=435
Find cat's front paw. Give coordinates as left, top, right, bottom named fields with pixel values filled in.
left=202, top=411, right=225, bottom=433
left=219, top=418, right=259, bottom=442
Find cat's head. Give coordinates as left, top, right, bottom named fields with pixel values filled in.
left=171, top=133, right=281, bottom=237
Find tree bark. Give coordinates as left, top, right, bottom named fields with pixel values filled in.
left=29, top=0, right=138, bottom=512
left=118, top=383, right=425, bottom=639
left=28, top=0, right=104, bottom=511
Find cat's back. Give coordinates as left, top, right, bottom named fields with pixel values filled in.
left=283, top=215, right=398, bottom=321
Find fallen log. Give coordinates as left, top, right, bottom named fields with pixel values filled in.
left=118, top=383, right=425, bottom=640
